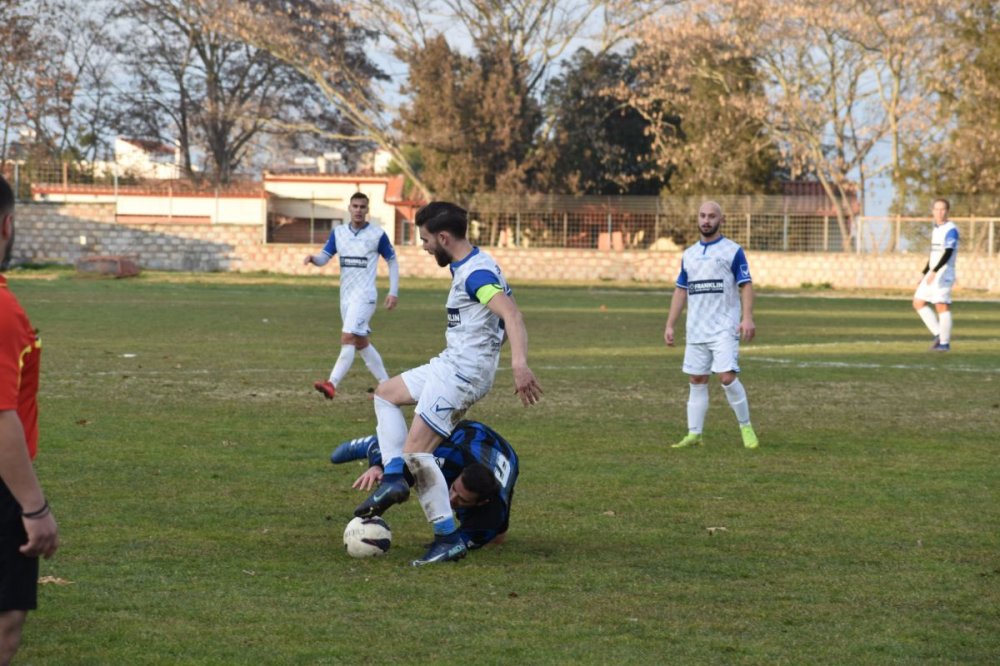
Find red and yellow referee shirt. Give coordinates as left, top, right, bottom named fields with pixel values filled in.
left=0, top=275, right=41, bottom=459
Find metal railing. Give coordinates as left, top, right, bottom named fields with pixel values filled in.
left=856, top=217, right=998, bottom=257
left=7, top=162, right=997, bottom=256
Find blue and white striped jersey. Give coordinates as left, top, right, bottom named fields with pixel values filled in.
left=368, top=420, right=518, bottom=548
left=676, top=236, right=752, bottom=343
left=320, top=223, right=396, bottom=305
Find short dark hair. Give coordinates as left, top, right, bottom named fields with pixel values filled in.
left=0, top=174, right=13, bottom=216
left=934, top=197, right=950, bottom=212
left=460, top=463, right=500, bottom=502
left=415, top=201, right=467, bottom=238
left=350, top=192, right=369, bottom=204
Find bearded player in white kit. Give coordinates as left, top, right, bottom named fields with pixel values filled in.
left=353, top=201, right=542, bottom=566
left=664, top=201, right=759, bottom=450
left=912, top=198, right=959, bottom=352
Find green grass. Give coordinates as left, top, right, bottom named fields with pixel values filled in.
left=8, top=271, right=1000, bottom=665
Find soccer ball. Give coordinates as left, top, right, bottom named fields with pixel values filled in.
left=342, top=516, right=392, bottom=558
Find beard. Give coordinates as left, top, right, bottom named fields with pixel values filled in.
left=433, top=245, right=451, bottom=267
left=0, top=225, right=13, bottom=271
left=699, top=221, right=720, bottom=238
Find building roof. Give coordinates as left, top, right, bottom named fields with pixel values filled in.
left=118, top=137, right=176, bottom=155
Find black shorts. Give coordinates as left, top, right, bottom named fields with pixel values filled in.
left=0, top=483, right=38, bottom=612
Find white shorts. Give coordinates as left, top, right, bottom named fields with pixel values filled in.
left=913, top=275, right=954, bottom=305
left=402, top=357, right=493, bottom=437
left=340, top=298, right=376, bottom=336
left=683, top=336, right=741, bottom=376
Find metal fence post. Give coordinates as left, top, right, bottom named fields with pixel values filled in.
left=13, top=163, right=19, bottom=200
left=783, top=214, right=789, bottom=251
left=563, top=212, right=568, bottom=247
left=746, top=213, right=751, bottom=248
left=516, top=212, right=521, bottom=247
left=823, top=216, right=829, bottom=251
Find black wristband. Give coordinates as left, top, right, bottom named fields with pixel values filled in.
left=22, top=500, right=50, bottom=519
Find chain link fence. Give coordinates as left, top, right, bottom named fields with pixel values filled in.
left=6, top=162, right=998, bottom=256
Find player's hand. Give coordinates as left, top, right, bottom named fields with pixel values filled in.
left=20, top=513, right=58, bottom=559
left=384, top=294, right=398, bottom=310
left=664, top=326, right=676, bottom=347
left=739, top=319, right=756, bottom=342
left=352, top=467, right=383, bottom=491
left=924, top=271, right=935, bottom=285
left=513, top=366, right=542, bottom=406
left=302, top=255, right=314, bottom=266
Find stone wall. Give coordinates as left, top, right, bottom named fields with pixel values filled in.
left=14, top=202, right=1000, bottom=293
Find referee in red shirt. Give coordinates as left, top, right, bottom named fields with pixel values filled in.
left=0, top=174, right=58, bottom=664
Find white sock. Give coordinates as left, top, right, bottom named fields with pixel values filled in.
left=938, top=310, right=952, bottom=344
left=359, top=344, right=389, bottom=382
left=916, top=306, right=939, bottom=337
left=687, top=383, right=709, bottom=434
left=723, top=378, right=751, bottom=426
left=329, top=344, right=355, bottom=386
left=404, top=451, right=452, bottom=524
left=373, top=395, right=407, bottom=465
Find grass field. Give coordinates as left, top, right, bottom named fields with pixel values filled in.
left=8, top=269, right=1000, bottom=665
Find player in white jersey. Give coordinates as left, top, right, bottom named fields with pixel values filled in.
left=304, top=192, right=400, bottom=398
left=353, top=201, right=542, bottom=566
left=912, top=198, right=959, bottom=352
left=664, top=201, right=759, bottom=450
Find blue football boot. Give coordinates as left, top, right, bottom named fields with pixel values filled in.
left=330, top=435, right=377, bottom=464
left=410, top=532, right=468, bottom=566
left=353, top=476, right=410, bottom=518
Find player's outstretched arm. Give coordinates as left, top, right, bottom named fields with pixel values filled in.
left=487, top=294, right=542, bottom=406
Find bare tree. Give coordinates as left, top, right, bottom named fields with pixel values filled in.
left=922, top=0, right=1000, bottom=197
left=0, top=0, right=38, bottom=166
left=842, top=0, right=945, bottom=216
left=218, top=0, right=677, bottom=198
left=205, top=0, right=428, bottom=191
left=631, top=0, right=920, bottom=249
left=626, top=15, right=779, bottom=196
left=117, top=0, right=377, bottom=185
left=0, top=0, right=120, bottom=167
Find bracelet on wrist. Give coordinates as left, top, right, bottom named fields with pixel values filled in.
left=22, top=500, right=50, bottom=520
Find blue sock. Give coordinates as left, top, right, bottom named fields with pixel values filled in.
left=433, top=517, right=457, bottom=537
left=384, top=458, right=405, bottom=476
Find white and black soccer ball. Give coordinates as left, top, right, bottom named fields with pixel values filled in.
left=342, top=516, right=392, bottom=558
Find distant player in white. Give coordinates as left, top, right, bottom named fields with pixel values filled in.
left=664, top=201, right=759, bottom=450
left=913, top=198, right=959, bottom=352
left=353, top=201, right=542, bottom=566
left=304, top=192, right=399, bottom=398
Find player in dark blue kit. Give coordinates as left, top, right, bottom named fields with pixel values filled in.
left=331, top=420, right=518, bottom=549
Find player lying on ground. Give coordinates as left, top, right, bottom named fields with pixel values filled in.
left=331, top=420, right=518, bottom=549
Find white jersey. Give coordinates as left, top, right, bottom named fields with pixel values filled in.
left=320, top=223, right=396, bottom=305
left=676, top=236, right=751, bottom=344
left=928, top=221, right=959, bottom=283
left=436, top=248, right=511, bottom=386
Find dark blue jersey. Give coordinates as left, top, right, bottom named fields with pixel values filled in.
left=368, top=420, right=518, bottom=549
